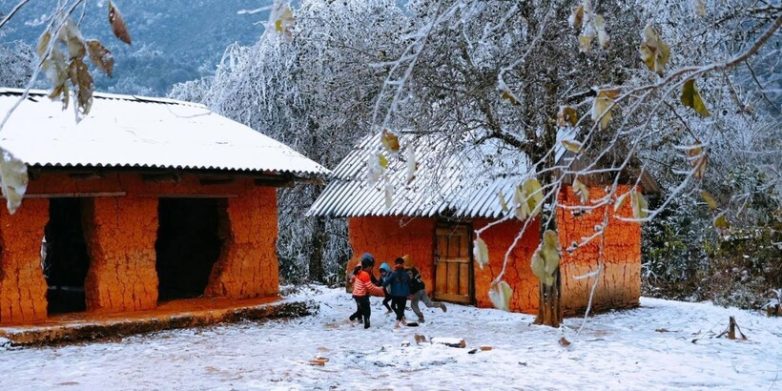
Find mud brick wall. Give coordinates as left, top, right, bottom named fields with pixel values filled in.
left=473, top=218, right=541, bottom=314
left=0, top=200, right=49, bottom=325
left=347, top=217, right=436, bottom=293
left=205, top=187, right=279, bottom=298
left=557, top=185, right=642, bottom=314
left=83, top=197, right=159, bottom=313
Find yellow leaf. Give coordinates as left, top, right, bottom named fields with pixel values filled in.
left=681, top=79, right=710, bottom=117
left=630, top=188, right=648, bottom=219
left=500, top=90, right=520, bottom=106
left=530, top=252, right=545, bottom=281
left=513, top=185, right=528, bottom=221
left=568, top=5, right=584, bottom=31
left=109, top=1, right=132, bottom=45
left=687, top=143, right=707, bottom=179
left=474, top=237, right=489, bottom=269
left=701, top=191, right=717, bottom=209
left=530, top=230, right=561, bottom=286
left=274, top=5, right=294, bottom=35
left=714, top=214, right=730, bottom=230
left=0, top=149, right=29, bottom=214
left=579, top=34, right=594, bottom=53
left=488, top=281, right=513, bottom=311
left=557, top=106, right=579, bottom=127
left=381, top=129, right=400, bottom=153
left=573, top=178, right=589, bottom=204
left=639, top=24, right=669, bottom=75
left=591, top=89, right=618, bottom=130
left=522, top=178, right=543, bottom=217
left=541, top=230, right=560, bottom=276
left=561, top=139, right=583, bottom=153
left=36, top=31, right=51, bottom=58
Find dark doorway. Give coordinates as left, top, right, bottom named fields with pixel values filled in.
left=43, top=198, right=90, bottom=314
left=155, top=198, right=225, bottom=302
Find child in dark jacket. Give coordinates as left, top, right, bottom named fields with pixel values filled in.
left=378, top=262, right=393, bottom=313
left=382, top=257, right=411, bottom=327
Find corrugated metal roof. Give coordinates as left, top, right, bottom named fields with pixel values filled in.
left=308, top=129, right=574, bottom=219
left=0, top=88, right=329, bottom=178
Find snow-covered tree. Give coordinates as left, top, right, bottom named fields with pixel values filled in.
left=0, top=40, right=35, bottom=88
left=171, top=0, right=407, bottom=284
left=365, top=0, right=782, bottom=326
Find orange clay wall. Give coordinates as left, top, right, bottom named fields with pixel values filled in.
left=473, top=218, right=541, bottom=314
left=82, top=197, right=159, bottom=312
left=0, top=172, right=279, bottom=324
left=205, top=187, right=279, bottom=298
left=556, top=185, right=641, bottom=314
left=347, top=217, right=436, bottom=293
left=0, top=200, right=49, bottom=324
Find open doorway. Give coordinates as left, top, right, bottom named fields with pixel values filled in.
left=155, top=198, right=226, bottom=302
left=42, top=198, right=90, bottom=314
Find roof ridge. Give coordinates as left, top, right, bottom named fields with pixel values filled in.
left=0, top=87, right=206, bottom=108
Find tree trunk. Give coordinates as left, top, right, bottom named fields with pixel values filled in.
left=534, top=71, right=563, bottom=328
left=308, top=216, right=326, bottom=283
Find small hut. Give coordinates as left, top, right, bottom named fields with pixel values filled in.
left=0, top=88, right=328, bottom=325
left=309, top=131, right=652, bottom=315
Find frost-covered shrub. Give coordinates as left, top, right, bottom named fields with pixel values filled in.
left=0, top=41, right=35, bottom=88
left=642, top=197, right=714, bottom=301
left=644, top=165, right=782, bottom=310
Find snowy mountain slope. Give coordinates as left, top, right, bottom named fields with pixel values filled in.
left=1, top=286, right=779, bottom=390
left=0, top=0, right=271, bottom=95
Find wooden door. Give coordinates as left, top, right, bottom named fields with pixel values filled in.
left=433, top=224, right=473, bottom=304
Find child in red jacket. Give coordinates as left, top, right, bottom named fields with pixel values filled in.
left=348, top=253, right=385, bottom=328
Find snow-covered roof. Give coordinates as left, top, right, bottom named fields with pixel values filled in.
left=308, top=130, right=573, bottom=219
left=0, top=88, right=329, bottom=178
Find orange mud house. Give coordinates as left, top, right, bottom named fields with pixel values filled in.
left=309, top=132, right=654, bottom=315
left=0, top=88, right=327, bottom=325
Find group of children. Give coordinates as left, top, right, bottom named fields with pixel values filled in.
left=349, top=253, right=446, bottom=329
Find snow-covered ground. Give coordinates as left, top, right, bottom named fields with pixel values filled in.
left=1, top=286, right=780, bottom=390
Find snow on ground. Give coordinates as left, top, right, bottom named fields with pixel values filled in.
left=1, top=286, right=780, bottom=390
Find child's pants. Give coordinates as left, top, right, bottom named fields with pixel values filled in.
left=391, top=296, right=407, bottom=321
left=410, top=289, right=444, bottom=321
left=351, top=295, right=371, bottom=323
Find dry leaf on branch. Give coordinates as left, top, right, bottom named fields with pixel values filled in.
left=488, top=280, right=513, bottom=311
left=681, top=79, right=711, bottom=117
left=591, top=89, right=619, bottom=130
left=86, top=40, right=114, bottom=77
left=68, top=57, right=94, bottom=114
left=381, top=129, right=400, bottom=153
left=474, top=237, right=489, bottom=269
left=557, top=106, right=579, bottom=128
left=0, top=149, right=29, bottom=214
left=639, top=24, right=670, bottom=75
left=109, top=1, right=132, bottom=45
